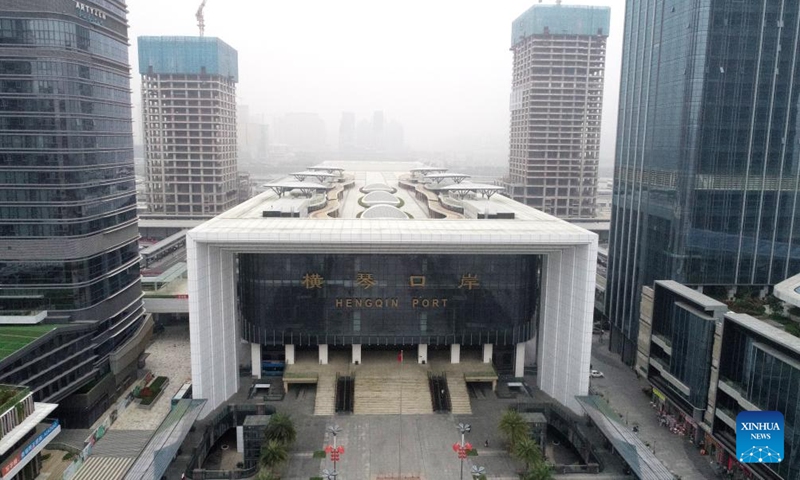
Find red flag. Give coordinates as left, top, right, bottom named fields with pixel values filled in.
left=398, top=350, right=403, bottom=363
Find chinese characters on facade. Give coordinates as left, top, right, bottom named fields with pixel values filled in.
left=301, top=273, right=480, bottom=290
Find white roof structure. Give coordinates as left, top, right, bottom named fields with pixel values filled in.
left=775, top=272, right=800, bottom=307
left=361, top=204, right=408, bottom=219
left=439, top=183, right=505, bottom=198
left=290, top=171, right=337, bottom=182
left=409, top=166, right=448, bottom=175
left=424, top=173, right=471, bottom=184
left=261, top=181, right=328, bottom=197
left=362, top=191, right=401, bottom=206
left=307, top=166, right=345, bottom=173
left=361, top=183, right=397, bottom=193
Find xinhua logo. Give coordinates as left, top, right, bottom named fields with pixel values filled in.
left=736, top=411, right=784, bottom=464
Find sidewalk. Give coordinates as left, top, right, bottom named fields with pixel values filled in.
left=590, top=336, right=719, bottom=480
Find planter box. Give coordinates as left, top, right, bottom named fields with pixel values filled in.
left=137, top=377, right=169, bottom=409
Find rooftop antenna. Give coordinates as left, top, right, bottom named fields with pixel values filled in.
left=196, top=0, right=207, bottom=37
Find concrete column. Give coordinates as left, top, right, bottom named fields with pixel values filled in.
left=482, top=343, right=493, bottom=363
left=450, top=343, right=460, bottom=364
left=319, top=344, right=328, bottom=365
left=352, top=344, right=362, bottom=364
left=285, top=344, right=295, bottom=365
left=515, top=342, right=525, bottom=378
left=418, top=344, right=428, bottom=364
left=251, top=343, right=262, bottom=379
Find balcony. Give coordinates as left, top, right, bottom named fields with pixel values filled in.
left=0, top=310, right=48, bottom=325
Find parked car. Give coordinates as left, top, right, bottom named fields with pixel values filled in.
left=590, top=369, right=604, bottom=378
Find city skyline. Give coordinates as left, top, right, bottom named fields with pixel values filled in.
left=127, top=0, right=624, bottom=164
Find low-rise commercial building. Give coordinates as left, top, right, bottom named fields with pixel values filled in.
left=0, top=385, right=60, bottom=480
left=638, top=281, right=800, bottom=480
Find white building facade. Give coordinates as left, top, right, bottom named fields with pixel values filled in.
left=187, top=163, right=597, bottom=417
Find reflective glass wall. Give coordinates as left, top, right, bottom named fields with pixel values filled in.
left=716, top=320, right=800, bottom=480
left=239, top=253, right=541, bottom=346
left=608, top=1, right=800, bottom=364
left=0, top=1, right=144, bottom=359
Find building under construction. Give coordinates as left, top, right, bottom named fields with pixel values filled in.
left=138, top=36, right=239, bottom=218
left=505, top=4, right=610, bottom=218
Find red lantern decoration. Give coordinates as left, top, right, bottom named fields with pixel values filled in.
left=325, top=444, right=345, bottom=462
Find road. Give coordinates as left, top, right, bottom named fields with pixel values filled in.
left=590, top=335, right=720, bottom=480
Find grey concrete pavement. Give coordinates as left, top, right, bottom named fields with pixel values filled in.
left=591, top=335, right=719, bottom=480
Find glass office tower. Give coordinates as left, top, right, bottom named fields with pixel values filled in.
left=607, top=1, right=800, bottom=364
left=0, top=0, right=147, bottom=424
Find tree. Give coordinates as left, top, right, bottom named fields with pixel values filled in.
left=521, top=462, right=553, bottom=480
left=259, top=439, right=289, bottom=470
left=513, top=438, right=544, bottom=471
left=498, top=409, right=529, bottom=450
left=255, top=468, right=280, bottom=480
left=264, top=413, right=296, bottom=445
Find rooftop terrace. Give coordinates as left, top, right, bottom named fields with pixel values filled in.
left=0, top=326, right=57, bottom=361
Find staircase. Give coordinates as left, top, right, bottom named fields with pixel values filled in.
left=354, top=361, right=433, bottom=415
left=314, top=375, right=336, bottom=416
left=354, top=375, right=433, bottom=414
left=90, top=430, right=153, bottom=457
left=446, top=374, right=472, bottom=415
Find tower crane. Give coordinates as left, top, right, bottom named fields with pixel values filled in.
left=196, top=0, right=207, bottom=37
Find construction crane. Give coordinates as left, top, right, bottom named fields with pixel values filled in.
left=196, top=0, right=207, bottom=37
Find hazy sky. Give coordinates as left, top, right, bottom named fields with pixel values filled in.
left=128, top=0, right=624, bottom=166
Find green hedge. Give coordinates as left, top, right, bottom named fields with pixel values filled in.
left=140, top=376, right=168, bottom=405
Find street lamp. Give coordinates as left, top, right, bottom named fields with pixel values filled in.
left=453, top=423, right=473, bottom=480
left=470, top=465, right=486, bottom=480
left=324, top=425, right=344, bottom=476
left=321, top=468, right=338, bottom=480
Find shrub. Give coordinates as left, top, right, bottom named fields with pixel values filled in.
left=785, top=322, right=800, bottom=338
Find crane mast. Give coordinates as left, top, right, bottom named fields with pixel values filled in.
left=196, top=0, right=207, bottom=37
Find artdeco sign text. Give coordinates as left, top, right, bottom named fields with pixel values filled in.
left=301, top=272, right=479, bottom=309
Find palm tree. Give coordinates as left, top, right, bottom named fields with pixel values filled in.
left=255, top=468, right=280, bottom=480
left=513, top=438, right=543, bottom=471
left=264, top=413, right=297, bottom=445
left=521, top=461, right=553, bottom=480
left=259, top=439, right=289, bottom=471
left=498, top=409, right=529, bottom=449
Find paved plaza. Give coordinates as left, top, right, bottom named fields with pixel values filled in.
left=110, top=325, right=193, bottom=430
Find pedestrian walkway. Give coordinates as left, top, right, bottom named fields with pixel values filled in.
left=591, top=336, right=718, bottom=480
left=110, top=326, right=192, bottom=431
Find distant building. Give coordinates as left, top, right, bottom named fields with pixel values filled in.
left=0, top=0, right=150, bottom=427
left=273, top=112, right=326, bottom=152
left=139, top=36, right=240, bottom=218
left=238, top=105, right=269, bottom=165
left=339, top=112, right=356, bottom=153
left=607, top=1, right=800, bottom=365
left=505, top=4, right=610, bottom=218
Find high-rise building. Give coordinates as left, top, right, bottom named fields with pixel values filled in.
left=607, top=1, right=800, bottom=364
left=339, top=111, right=356, bottom=153
left=506, top=4, right=610, bottom=219
left=0, top=0, right=149, bottom=426
left=139, top=36, right=239, bottom=218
